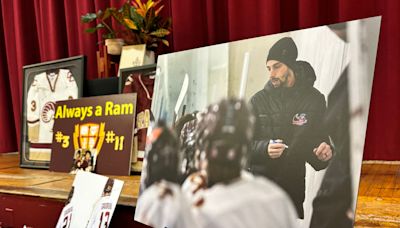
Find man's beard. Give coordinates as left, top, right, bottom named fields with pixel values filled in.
left=270, top=70, right=290, bottom=88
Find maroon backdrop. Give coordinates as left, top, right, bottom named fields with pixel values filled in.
left=0, top=0, right=399, bottom=161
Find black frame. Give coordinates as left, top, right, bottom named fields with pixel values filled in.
left=118, top=64, right=157, bottom=93
left=20, top=55, right=85, bottom=169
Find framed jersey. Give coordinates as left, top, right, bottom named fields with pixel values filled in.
left=119, top=64, right=156, bottom=173
left=20, top=55, right=84, bottom=169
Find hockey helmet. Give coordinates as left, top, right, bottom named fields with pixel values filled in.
left=196, top=98, right=255, bottom=165
left=145, top=121, right=180, bottom=187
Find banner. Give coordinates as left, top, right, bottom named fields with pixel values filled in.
left=49, top=93, right=137, bottom=175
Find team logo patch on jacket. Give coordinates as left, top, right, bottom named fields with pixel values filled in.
left=292, top=113, right=308, bottom=126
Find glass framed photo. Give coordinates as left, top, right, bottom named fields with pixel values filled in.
left=20, top=55, right=84, bottom=168
left=118, top=44, right=147, bottom=77
left=119, top=64, right=157, bottom=93
left=119, top=64, right=157, bottom=172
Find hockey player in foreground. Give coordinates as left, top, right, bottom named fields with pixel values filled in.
left=134, top=121, right=199, bottom=228
left=189, top=98, right=298, bottom=228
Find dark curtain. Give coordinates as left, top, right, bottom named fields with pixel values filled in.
left=0, top=3, right=16, bottom=153
left=0, top=0, right=170, bottom=155
left=0, top=0, right=399, bottom=161
left=0, top=0, right=103, bottom=153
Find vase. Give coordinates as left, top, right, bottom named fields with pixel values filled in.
left=143, top=50, right=155, bottom=64
left=105, top=38, right=125, bottom=55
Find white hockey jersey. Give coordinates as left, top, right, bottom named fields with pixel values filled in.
left=26, top=69, right=78, bottom=144
left=193, top=174, right=299, bottom=228
left=181, top=171, right=207, bottom=206
left=86, top=179, right=123, bottom=228
left=135, top=180, right=200, bottom=228
left=56, top=172, right=124, bottom=228
left=56, top=203, right=74, bottom=228
left=86, top=196, right=113, bottom=228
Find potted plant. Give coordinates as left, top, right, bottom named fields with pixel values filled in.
left=81, top=0, right=171, bottom=59
left=81, top=8, right=125, bottom=55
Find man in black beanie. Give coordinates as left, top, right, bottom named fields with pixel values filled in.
left=248, top=37, right=333, bottom=219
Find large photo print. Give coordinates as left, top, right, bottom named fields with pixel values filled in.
left=135, top=17, right=380, bottom=228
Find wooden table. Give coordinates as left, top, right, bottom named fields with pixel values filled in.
left=0, top=152, right=141, bottom=206
left=2, top=153, right=400, bottom=227
left=0, top=153, right=148, bottom=228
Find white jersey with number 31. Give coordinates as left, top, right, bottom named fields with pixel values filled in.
left=56, top=203, right=74, bottom=228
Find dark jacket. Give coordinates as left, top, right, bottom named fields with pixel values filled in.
left=310, top=67, right=353, bottom=228
left=248, top=65, right=330, bottom=218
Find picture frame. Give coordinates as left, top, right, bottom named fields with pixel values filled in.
left=119, top=64, right=157, bottom=93
left=134, top=17, right=381, bottom=227
left=118, top=44, right=147, bottom=77
left=119, top=63, right=157, bottom=173
left=20, top=55, right=85, bottom=169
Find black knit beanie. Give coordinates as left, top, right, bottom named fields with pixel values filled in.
left=267, top=37, right=298, bottom=70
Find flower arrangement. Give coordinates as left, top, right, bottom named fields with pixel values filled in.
left=81, top=0, right=171, bottom=51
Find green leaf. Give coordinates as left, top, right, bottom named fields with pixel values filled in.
left=130, top=6, right=136, bottom=19
left=121, top=2, right=131, bottom=18
left=130, top=9, right=144, bottom=30
left=81, top=13, right=97, bottom=23
left=84, top=23, right=104, bottom=33
left=150, top=28, right=170, bottom=37
left=85, top=27, right=98, bottom=33
left=145, top=8, right=156, bottom=31
left=111, top=10, right=124, bottom=24
left=102, top=8, right=112, bottom=20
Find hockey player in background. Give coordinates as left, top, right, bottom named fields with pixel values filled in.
left=191, top=98, right=298, bottom=228
left=135, top=122, right=199, bottom=228
left=179, top=111, right=208, bottom=205
left=175, top=111, right=202, bottom=183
